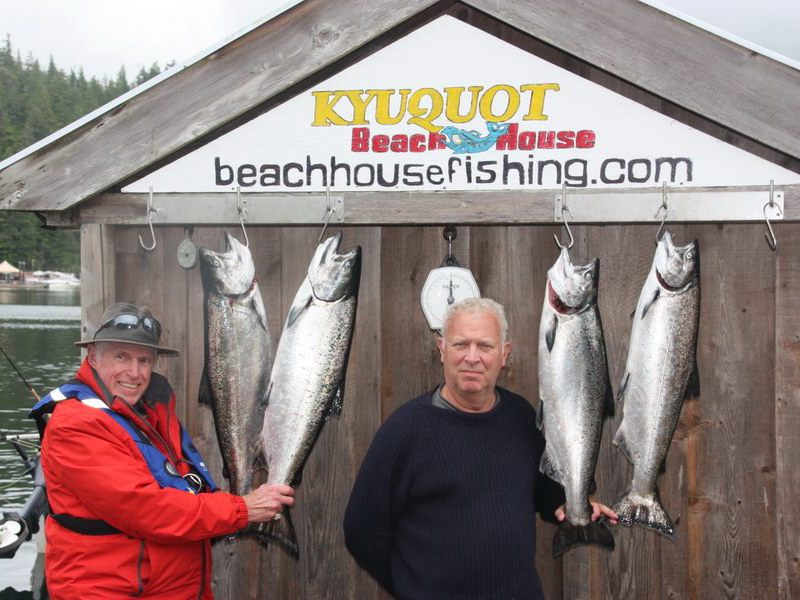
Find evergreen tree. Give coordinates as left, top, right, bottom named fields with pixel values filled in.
left=0, top=39, right=164, bottom=272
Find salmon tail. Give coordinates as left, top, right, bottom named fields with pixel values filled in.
left=611, top=489, right=676, bottom=540
left=684, top=357, right=700, bottom=400
left=254, top=509, right=299, bottom=559
left=552, top=519, right=615, bottom=558
left=251, top=438, right=268, bottom=475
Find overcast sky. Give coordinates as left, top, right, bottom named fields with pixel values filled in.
left=2, top=0, right=798, bottom=81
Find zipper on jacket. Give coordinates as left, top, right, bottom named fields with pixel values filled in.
left=130, top=540, right=146, bottom=597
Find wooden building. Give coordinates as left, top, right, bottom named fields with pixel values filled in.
left=2, top=1, right=799, bottom=597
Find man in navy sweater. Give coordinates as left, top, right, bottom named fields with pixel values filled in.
left=343, top=297, right=615, bottom=599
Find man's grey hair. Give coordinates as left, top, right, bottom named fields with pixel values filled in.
left=92, top=340, right=157, bottom=359
left=440, top=297, right=509, bottom=345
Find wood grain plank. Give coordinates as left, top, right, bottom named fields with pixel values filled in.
left=689, top=224, right=777, bottom=597
left=379, top=226, right=450, bottom=417
left=774, top=222, right=800, bottom=599
left=153, top=228, right=190, bottom=423
left=78, top=185, right=800, bottom=226
left=589, top=224, right=665, bottom=600
left=335, top=226, right=383, bottom=599
left=79, top=224, right=116, bottom=342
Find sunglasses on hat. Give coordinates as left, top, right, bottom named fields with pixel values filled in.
left=96, top=314, right=162, bottom=339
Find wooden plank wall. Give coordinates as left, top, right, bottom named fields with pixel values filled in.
left=85, top=222, right=795, bottom=599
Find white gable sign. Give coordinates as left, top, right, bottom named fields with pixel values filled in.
left=125, top=16, right=799, bottom=193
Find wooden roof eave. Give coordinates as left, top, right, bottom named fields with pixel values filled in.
left=463, top=0, right=800, bottom=160
left=0, top=0, right=444, bottom=213
left=2, top=0, right=799, bottom=215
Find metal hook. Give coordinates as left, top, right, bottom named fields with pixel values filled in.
left=654, top=182, right=669, bottom=243
left=441, top=225, right=460, bottom=266
left=763, top=181, right=780, bottom=251
left=553, top=182, right=574, bottom=249
left=235, top=188, right=249, bottom=248
left=138, top=187, right=158, bottom=252
left=319, top=186, right=334, bottom=243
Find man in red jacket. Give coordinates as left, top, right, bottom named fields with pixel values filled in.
left=33, top=302, right=292, bottom=599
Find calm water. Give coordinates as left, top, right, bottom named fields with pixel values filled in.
left=0, top=288, right=80, bottom=594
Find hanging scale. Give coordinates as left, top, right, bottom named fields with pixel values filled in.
left=420, top=226, right=481, bottom=331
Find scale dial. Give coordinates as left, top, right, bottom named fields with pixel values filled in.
left=420, top=266, right=481, bottom=331
left=177, top=236, right=198, bottom=269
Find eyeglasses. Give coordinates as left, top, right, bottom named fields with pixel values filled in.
left=96, top=314, right=162, bottom=339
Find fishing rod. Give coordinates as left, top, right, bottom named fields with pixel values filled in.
left=0, top=342, right=40, bottom=402
left=0, top=344, right=46, bottom=560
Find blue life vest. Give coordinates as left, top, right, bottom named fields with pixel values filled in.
left=31, top=382, right=217, bottom=494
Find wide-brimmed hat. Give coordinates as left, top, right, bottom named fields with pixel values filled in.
left=75, top=302, right=179, bottom=356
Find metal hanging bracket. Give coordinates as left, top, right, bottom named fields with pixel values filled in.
left=138, top=187, right=158, bottom=251
left=440, top=225, right=461, bottom=267
left=236, top=187, right=250, bottom=247
left=318, top=186, right=338, bottom=242
left=655, top=181, right=670, bottom=243
left=553, top=182, right=574, bottom=249
left=551, top=185, right=783, bottom=223
left=763, top=179, right=782, bottom=251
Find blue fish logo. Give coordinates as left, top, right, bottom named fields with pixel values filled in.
left=440, top=122, right=510, bottom=154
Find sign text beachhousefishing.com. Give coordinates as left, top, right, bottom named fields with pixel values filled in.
left=124, top=17, right=797, bottom=193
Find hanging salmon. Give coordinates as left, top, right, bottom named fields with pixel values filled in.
left=198, top=232, right=271, bottom=496
left=256, top=231, right=361, bottom=558
left=538, top=246, right=615, bottom=556
left=612, top=230, right=700, bottom=538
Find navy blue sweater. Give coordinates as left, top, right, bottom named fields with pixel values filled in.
left=343, top=387, right=564, bottom=600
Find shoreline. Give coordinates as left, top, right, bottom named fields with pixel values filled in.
left=0, top=283, right=80, bottom=291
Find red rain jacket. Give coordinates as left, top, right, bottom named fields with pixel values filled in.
left=41, top=358, right=249, bottom=599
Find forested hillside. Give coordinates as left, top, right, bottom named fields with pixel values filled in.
left=0, top=36, right=164, bottom=272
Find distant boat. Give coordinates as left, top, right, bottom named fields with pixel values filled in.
left=26, top=271, right=80, bottom=289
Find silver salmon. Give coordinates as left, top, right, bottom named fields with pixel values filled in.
left=538, top=247, right=614, bottom=557
left=256, top=231, right=361, bottom=558
left=199, top=233, right=271, bottom=496
left=612, top=230, right=700, bottom=538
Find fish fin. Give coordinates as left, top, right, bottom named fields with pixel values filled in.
left=612, top=424, right=634, bottom=465
left=252, top=289, right=269, bottom=332
left=327, top=385, right=344, bottom=419
left=616, top=372, right=630, bottom=404
left=604, top=375, right=615, bottom=418
left=553, top=519, right=615, bottom=558
left=260, top=381, right=273, bottom=410
left=539, top=448, right=564, bottom=486
left=286, top=280, right=313, bottom=328
left=535, top=400, right=544, bottom=430
left=629, top=308, right=636, bottom=320
left=641, top=288, right=660, bottom=319
left=251, top=438, right=268, bottom=475
left=198, top=370, right=213, bottom=406
left=255, top=510, right=299, bottom=559
left=612, top=487, right=677, bottom=540
left=684, top=358, right=700, bottom=400
left=545, top=314, right=558, bottom=353
left=292, top=468, right=304, bottom=487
